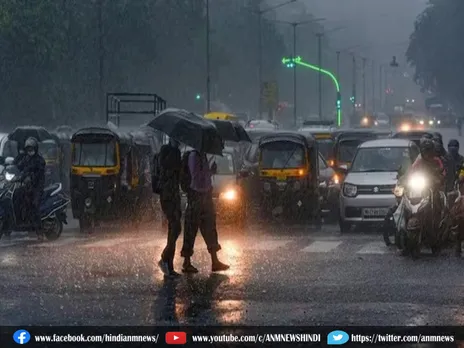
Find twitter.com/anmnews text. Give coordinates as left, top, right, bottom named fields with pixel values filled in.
left=350, top=333, right=455, bottom=344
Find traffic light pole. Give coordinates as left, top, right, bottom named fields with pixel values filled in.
left=292, top=23, right=297, bottom=127
left=317, top=33, right=323, bottom=120
left=379, top=65, right=383, bottom=110
left=351, top=55, right=356, bottom=122
left=372, top=61, right=375, bottom=114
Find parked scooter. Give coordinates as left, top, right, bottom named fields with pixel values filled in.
left=0, top=157, right=69, bottom=240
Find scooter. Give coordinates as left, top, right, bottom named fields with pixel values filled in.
left=401, top=171, right=447, bottom=258
left=0, top=163, right=70, bottom=240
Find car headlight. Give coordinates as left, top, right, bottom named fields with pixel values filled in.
left=429, top=120, right=434, bottom=125
left=419, top=120, right=424, bottom=125
left=85, top=197, right=92, bottom=207
left=437, top=120, right=441, bottom=124
left=362, top=118, right=368, bottom=125
left=220, top=189, right=237, bottom=201
left=343, top=183, right=357, bottom=197
left=408, top=173, right=427, bottom=191
left=5, top=172, right=15, bottom=181
left=393, top=185, right=404, bottom=197
left=374, top=121, right=378, bottom=126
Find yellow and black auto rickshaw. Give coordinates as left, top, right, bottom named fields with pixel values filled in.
left=70, top=127, right=154, bottom=232
left=331, top=130, right=378, bottom=177
left=256, top=132, right=320, bottom=220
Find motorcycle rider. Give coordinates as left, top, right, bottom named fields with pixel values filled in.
left=14, top=137, right=46, bottom=240
left=447, top=139, right=464, bottom=179
left=431, top=133, right=453, bottom=192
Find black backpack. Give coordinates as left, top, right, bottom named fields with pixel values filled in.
left=180, top=150, right=194, bottom=193
left=151, top=153, right=161, bottom=194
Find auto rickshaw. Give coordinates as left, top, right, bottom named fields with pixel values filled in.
left=70, top=127, right=154, bottom=233
left=256, top=132, right=320, bottom=220
left=298, top=127, right=335, bottom=166
left=204, top=112, right=238, bottom=121
left=331, top=130, right=378, bottom=177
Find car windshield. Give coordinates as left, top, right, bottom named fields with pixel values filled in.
left=350, top=147, right=412, bottom=172
left=72, top=141, right=116, bottom=166
left=209, top=153, right=234, bottom=174
left=316, top=139, right=333, bottom=160
left=338, top=140, right=362, bottom=163
left=261, top=141, right=305, bottom=169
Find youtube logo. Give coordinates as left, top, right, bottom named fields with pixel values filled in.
left=165, top=332, right=187, bottom=345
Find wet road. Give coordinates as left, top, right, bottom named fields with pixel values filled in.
left=1, top=127, right=464, bottom=327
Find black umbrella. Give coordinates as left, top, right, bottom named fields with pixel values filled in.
left=147, top=108, right=223, bottom=155
left=8, top=126, right=53, bottom=146
left=210, top=120, right=251, bottom=143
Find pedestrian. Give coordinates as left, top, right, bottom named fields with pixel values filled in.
left=180, top=150, right=229, bottom=273
left=156, top=138, right=182, bottom=277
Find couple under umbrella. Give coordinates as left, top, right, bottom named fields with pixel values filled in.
left=148, top=108, right=250, bottom=275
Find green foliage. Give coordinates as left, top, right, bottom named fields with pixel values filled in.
left=0, top=0, right=289, bottom=126
left=407, top=0, right=464, bottom=106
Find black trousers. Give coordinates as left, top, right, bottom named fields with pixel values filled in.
left=160, top=191, right=182, bottom=263
left=181, top=189, right=221, bottom=258
left=23, top=190, right=41, bottom=232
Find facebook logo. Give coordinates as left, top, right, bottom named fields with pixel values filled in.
left=13, top=330, right=31, bottom=344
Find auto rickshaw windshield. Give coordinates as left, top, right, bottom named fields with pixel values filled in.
left=260, top=141, right=305, bottom=169
left=316, top=139, right=334, bottom=160
left=72, top=141, right=116, bottom=167
left=338, top=139, right=362, bottom=163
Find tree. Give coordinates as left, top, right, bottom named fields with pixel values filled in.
left=407, top=0, right=464, bottom=109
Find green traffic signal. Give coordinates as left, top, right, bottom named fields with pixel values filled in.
left=195, top=94, right=201, bottom=100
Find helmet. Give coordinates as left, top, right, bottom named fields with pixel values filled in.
left=24, top=137, right=38, bottom=150
left=420, top=138, right=435, bottom=153
left=448, top=139, right=460, bottom=148
left=432, top=132, right=443, bottom=145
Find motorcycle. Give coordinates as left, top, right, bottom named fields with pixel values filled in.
left=0, top=163, right=70, bottom=240
left=401, top=171, right=447, bottom=257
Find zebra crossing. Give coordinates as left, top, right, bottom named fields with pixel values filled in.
left=0, top=232, right=399, bottom=256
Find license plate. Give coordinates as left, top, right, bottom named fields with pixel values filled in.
left=363, top=208, right=388, bottom=216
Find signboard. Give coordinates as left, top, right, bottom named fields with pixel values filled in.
left=261, top=81, right=278, bottom=109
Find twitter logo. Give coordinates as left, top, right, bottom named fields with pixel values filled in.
left=327, top=330, right=349, bottom=345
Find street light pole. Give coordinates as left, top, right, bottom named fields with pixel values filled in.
left=97, top=0, right=104, bottom=120
left=379, top=65, right=383, bottom=110
left=317, top=33, right=323, bottom=119
left=352, top=55, right=356, bottom=121
left=292, top=23, right=297, bottom=126
left=258, top=14, right=262, bottom=119
left=206, top=0, right=211, bottom=113
left=336, top=51, right=340, bottom=78
left=372, top=60, right=375, bottom=113
left=258, top=0, right=297, bottom=120
left=362, top=57, right=366, bottom=116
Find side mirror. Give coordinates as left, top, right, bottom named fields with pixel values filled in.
left=5, top=157, right=14, bottom=165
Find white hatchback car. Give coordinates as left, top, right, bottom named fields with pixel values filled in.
left=338, top=139, right=420, bottom=232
